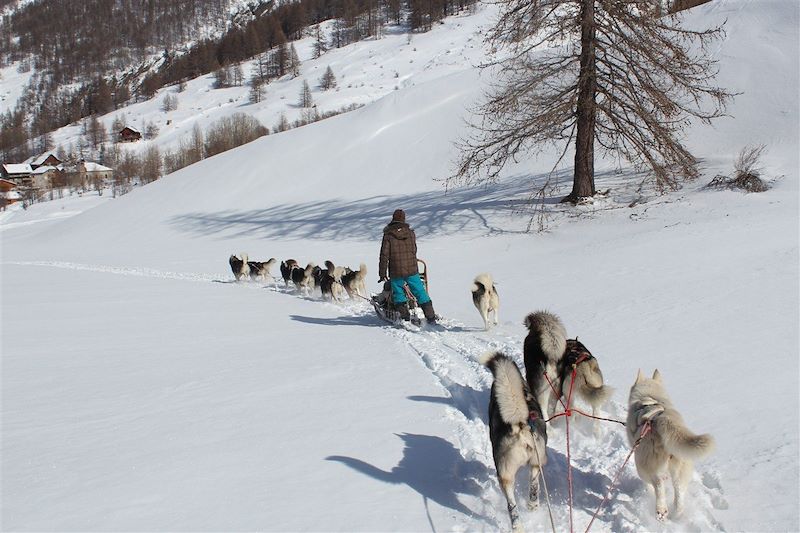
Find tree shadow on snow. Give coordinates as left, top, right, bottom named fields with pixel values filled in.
left=168, top=173, right=566, bottom=241
left=327, top=433, right=495, bottom=529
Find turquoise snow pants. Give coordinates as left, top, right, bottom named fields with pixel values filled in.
left=390, top=273, right=431, bottom=305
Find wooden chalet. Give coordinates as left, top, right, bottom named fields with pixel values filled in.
left=1, top=163, right=33, bottom=186
left=0, top=178, right=22, bottom=208
left=29, top=152, right=62, bottom=170
left=118, top=126, right=142, bottom=143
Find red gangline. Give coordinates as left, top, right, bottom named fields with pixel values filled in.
left=584, top=421, right=652, bottom=533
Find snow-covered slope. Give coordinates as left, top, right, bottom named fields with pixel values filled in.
left=2, top=1, right=798, bottom=531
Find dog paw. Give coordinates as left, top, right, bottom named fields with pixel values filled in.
left=656, top=508, right=668, bottom=522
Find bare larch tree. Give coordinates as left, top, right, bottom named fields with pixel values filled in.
left=453, top=0, right=734, bottom=203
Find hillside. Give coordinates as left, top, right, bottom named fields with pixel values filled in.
left=1, top=0, right=798, bottom=531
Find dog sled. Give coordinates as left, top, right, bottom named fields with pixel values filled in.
left=371, top=259, right=429, bottom=326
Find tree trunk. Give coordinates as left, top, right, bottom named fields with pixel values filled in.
left=568, top=0, right=598, bottom=203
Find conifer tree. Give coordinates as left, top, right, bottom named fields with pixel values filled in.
left=453, top=0, right=734, bottom=203
left=299, top=79, right=313, bottom=108
left=319, top=66, right=337, bottom=90
left=289, top=44, right=301, bottom=77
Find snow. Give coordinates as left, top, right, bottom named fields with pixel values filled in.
left=1, top=163, right=32, bottom=174
left=1, top=1, right=798, bottom=532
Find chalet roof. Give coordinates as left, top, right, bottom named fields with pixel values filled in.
left=29, top=152, right=60, bottom=166
left=0, top=177, right=18, bottom=188
left=32, top=165, right=62, bottom=174
left=83, top=162, right=112, bottom=172
left=2, top=163, right=32, bottom=175
left=120, top=126, right=141, bottom=134
left=1, top=190, right=22, bottom=200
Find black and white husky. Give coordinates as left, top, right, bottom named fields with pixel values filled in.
left=320, top=260, right=345, bottom=301
left=471, top=273, right=499, bottom=330
left=280, top=259, right=298, bottom=287
left=229, top=253, right=250, bottom=281
left=482, top=351, right=547, bottom=533
left=627, top=369, right=715, bottom=522
left=291, top=262, right=316, bottom=295
left=341, top=263, right=368, bottom=298
left=523, top=311, right=613, bottom=420
left=248, top=257, right=276, bottom=282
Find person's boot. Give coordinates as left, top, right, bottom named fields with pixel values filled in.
left=395, top=302, right=411, bottom=321
left=420, top=301, right=437, bottom=324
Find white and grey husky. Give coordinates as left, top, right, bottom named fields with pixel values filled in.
left=471, top=273, right=499, bottom=330
left=627, top=369, right=716, bottom=522
left=482, top=351, right=547, bottom=533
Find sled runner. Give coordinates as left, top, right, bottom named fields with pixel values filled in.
left=371, top=259, right=429, bottom=326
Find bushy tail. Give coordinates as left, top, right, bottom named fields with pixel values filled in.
left=524, top=311, right=567, bottom=361
left=481, top=351, right=529, bottom=425
left=356, top=263, right=367, bottom=279
left=656, top=416, right=715, bottom=461
left=473, top=273, right=494, bottom=294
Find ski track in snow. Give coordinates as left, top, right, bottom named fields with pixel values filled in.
left=4, top=260, right=730, bottom=532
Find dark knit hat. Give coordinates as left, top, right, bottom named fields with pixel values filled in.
left=392, top=209, right=406, bottom=222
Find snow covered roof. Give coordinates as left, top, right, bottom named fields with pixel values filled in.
left=29, top=152, right=60, bottom=166
left=2, top=163, right=32, bottom=175
left=83, top=162, right=112, bottom=172
left=0, top=190, right=22, bottom=200
left=32, top=165, right=61, bottom=174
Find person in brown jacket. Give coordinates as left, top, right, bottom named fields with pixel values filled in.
left=379, top=209, right=437, bottom=323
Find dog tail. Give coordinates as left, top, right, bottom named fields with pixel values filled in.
left=524, top=311, right=567, bottom=361
left=656, top=415, right=716, bottom=461
left=357, top=263, right=367, bottom=279
left=573, top=360, right=614, bottom=408
left=481, top=351, right=529, bottom=425
left=472, top=273, right=494, bottom=293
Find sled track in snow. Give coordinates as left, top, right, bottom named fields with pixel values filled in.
left=4, top=261, right=729, bottom=532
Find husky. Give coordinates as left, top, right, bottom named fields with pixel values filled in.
left=280, top=259, right=298, bottom=287
left=523, top=311, right=613, bottom=420
left=229, top=253, right=250, bottom=281
left=320, top=260, right=345, bottom=301
left=341, top=263, right=368, bottom=298
left=627, top=369, right=715, bottom=522
left=291, top=262, right=316, bottom=295
left=248, top=257, right=276, bottom=282
left=471, top=273, right=499, bottom=330
left=482, top=351, right=547, bottom=533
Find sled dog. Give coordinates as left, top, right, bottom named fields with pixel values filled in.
left=291, top=262, right=316, bottom=295
left=248, top=257, right=276, bottom=282
left=471, top=273, right=499, bottom=330
left=320, top=260, right=345, bottom=301
left=523, top=311, right=612, bottom=420
left=341, top=263, right=368, bottom=298
left=627, top=369, right=715, bottom=522
left=482, top=351, right=547, bottom=533
left=280, top=259, right=298, bottom=287
left=229, top=253, right=250, bottom=281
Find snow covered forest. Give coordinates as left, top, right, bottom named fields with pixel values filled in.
left=1, top=0, right=798, bottom=531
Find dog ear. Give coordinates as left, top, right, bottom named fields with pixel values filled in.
left=652, top=369, right=662, bottom=382
left=635, top=369, right=644, bottom=383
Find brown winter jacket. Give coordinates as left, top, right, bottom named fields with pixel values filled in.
left=379, top=221, right=419, bottom=279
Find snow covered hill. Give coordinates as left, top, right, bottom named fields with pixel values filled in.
left=2, top=1, right=798, bottom=531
